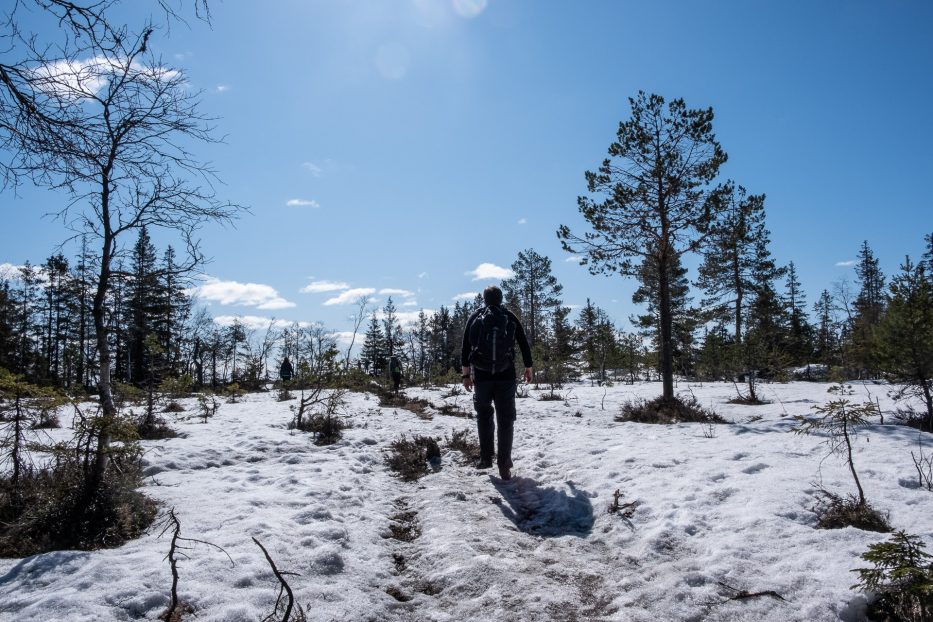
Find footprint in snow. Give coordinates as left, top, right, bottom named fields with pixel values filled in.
left=741, top=463, right=770, bottom=474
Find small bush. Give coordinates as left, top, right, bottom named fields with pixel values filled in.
left=385, top=436, right=441, bottom=481
left=446, top=429, right=480, bottom=463
left=853, top=531, right=933, bottom=621
left=728, top=396, right=769, bottom=406
left=515, top=385, right=530, bottom=399
left=163, top=401, right=186, bottom=413
left=32, top=412, right=60, bottom=429
left=276, top=388, right=295, bottom=402
left=436, top=402, right=473, bottom=419
left=224, top=383, right=246, bottom=403
left=197, top=395, right=221, bottom=422
left=112, top=382, right=145, bottom=407
left=0, top=458, right=157, bottom=557
left=537, top=389, right=564, bottom=402
left=895, top=407, right=932, bottom=433
left=379, top=391, right=432, bottom=417
left=289, top=413, right=348, bottom=446
left=159, top=375, right=194, bottom=399
left=812, top=489, right=890, bottom=533
left=137, top=413, right=178, bottom=440
left=615, top=395, right=726, bottom=424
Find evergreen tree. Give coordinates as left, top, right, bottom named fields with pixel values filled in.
left=813, top=289, right=838, bottom=366
left=559, top=92, right=728, bottom=400
left=696, top=324, right=734, bottom=381
left=632, top=249, right=698, bottom=378
left=850, top=240, right=886, bottom=377
left=783, top=261, right=813, bottom=365
left=879, top=257, right=933, bottom=428
left=381, top=297, right=405, bottom=360
left=501, top=248, right=563, bottom=351
left=126, top=227, right=160, bottom=385
left=696, top=184, right=770, bottom=345
left=361, top=312, right=386, bottom=374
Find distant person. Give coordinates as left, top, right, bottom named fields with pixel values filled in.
left=279, top=357, right=293, bottom=382
left=389, top=355, right=403, bottom=394
left=461, top=285, right=532, bottom=481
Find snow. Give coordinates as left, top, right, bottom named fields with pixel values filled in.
left=1, top=381, right=931, bottom=621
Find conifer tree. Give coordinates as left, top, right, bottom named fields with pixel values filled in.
left=695, top=184, right=770, bottom=345
left=879, top=256, right=933, bottom=428
left=850, top=240, right=886, bottom=377
left=632, top=249, right=698, bottom=378
left=558, top=92, right=728, bottom=400
left=382, top=297, right=405, bottom=360
left=361, top=313, right=386, bottom=375
left=783, top=261, right=813, bottom=365
left=501, top=249, right=563, bottom=351
left=813, top=289, right=838, bottom=366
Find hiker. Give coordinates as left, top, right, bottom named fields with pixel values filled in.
left=279, top=357, right=294, bottom=382
left=461, top=285, right=533, bottom=481
left=389, top=355, right=403, bottom=394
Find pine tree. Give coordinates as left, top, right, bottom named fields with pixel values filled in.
left=501, top=248, right=563, bottom=351
left=850, top=240, right=886, bottom=378
left=382, top=297, right=405, bottom=360
left=783, top=261, right=813, bottom=365
left=361, top=313, right=386, bottom=374
left=559, top=92, right=728, bottom=400
left=632, top=249, right=698, bottom=378
left=813, top=289, right=838, bottom=366
left=126, top=227, right=160, bottom=385
left=696, top=184, right=770, bottom=345
left=879, top=256, right=933, bottom=428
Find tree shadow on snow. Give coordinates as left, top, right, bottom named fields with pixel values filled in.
left=491, top=477, right=594, bottom=538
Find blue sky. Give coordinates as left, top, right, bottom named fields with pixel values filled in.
left=2, top=0, right=932, bottom=336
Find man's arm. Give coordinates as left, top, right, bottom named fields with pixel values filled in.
left=510, top=311, right=534, bottom=382
left=461, top=310, right=478, bottom=391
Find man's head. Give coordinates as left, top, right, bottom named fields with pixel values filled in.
left=483, top=285, right=503, bottom=307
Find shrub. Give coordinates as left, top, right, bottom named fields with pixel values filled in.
left=163, top=401, right=186, bottom=413
left=811, top=489, right=890, bottom=533
left=112, top=382, right=145, bottom=407
left=0, top=453, right=156, bottom=557
left=537, top=388, right=564, bottom=401
left=378, top=391, right=432, bottom=417
left=436, top=402, right=472, bottom=419
left=276, top=388, right=295, bottom=402
left=853, top=531, right=933, bottom=620
left=224, top=383, right=246, bottom=403
left=136, top=412, right=178, bottom=440
left=289, top=412, right=348, bottom=446
left=446, top=429, right=480, bottom=463
left=385, top=436, right=441, bottom=481
left=615, top=395, right=725, bottom=424
left=159, top=375, right=194, bottom=399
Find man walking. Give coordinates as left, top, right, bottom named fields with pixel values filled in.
left=461, top=285, right=533, bottom=481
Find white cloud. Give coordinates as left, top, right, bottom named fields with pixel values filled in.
left=190, top=277, right=296, bottom=310
left=517, top=218, right=527, bottom=225
left=564, top=255, right=584, bottom=264
left=216, top=84, right=230, bottom=93
left=213, top=315, right=312, bottom=331
left=323, top=287, right=377, bottom=306
left=31, top=56, right=180, bottom=101
left=466, top=262, right=513, bottom=281
left=286, top=198, right=320, bottom=208
left=835, top=260, right=857, bottom=267
left=0, top=263, right=22, bottom=281
left=401, top=300, right=418, bottom=307
left=301, top=280, right=350, bottom=294
left=418, top=272, right=429, bottom=279
left=453, top=291, right=478, bottom=301
left=301, top=161, right=323, bottom=176
left=452, top=0, right=488, bottom=18
left=379, top=288, right=414, bottom=297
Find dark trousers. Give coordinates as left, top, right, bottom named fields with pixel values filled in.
left=391, top=372, right=401, bottom=393
left=473, top=379, right=516, bottom=468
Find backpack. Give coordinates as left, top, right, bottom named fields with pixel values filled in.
left=468, top=306, right=516, bottom=373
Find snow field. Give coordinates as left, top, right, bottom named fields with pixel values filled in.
left=0, top=381, right=930, bottom=621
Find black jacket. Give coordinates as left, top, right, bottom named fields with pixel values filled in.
left=461, top=305, right=533, bottom=381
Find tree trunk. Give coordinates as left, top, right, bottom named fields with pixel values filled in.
left=88, top=178, right=117, bottom=497
left=658, top=252, right=674, bottom=400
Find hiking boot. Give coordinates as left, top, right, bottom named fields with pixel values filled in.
left=499, top=466, right=511, bottom=481
left=475, top=459, right=492, bottom=470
